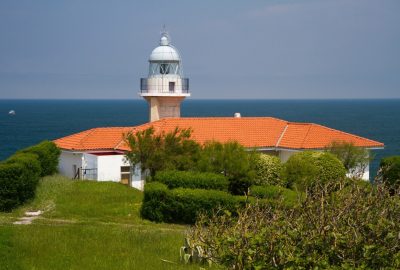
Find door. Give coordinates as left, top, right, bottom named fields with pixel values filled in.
left=169, top=82, right=175, bottom=92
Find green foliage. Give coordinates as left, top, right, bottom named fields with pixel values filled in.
left=196, top=141, right=258, bottom=195
left=0, top=154, right=42, bottom=212
left=169, top=188, right=244, bottom=224
left=377, top=156, right=400, bottom=188
left=250, top=185, right=299, bottom=207
left=253, top=154, right=284, bottom=186
left=141, top=182, right=245, bottom=224
left=125, top=127, right=200, bottom=177
left=154, top=170, right=229, bottom=191
left=19, top=140, right=61, bottom=176
left=187, top=181, right=400, bottom=269
left=0, top=141, right=60, bottom=212
left=327, top=141, right=371, bottom=179
left=140, top=182, right=169, bottom=222
left=284, top=151, right=346, bottom=191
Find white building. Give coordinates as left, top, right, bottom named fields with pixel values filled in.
left=54, top=32, right=384, bottom=189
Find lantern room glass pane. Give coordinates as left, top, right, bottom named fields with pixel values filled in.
left=149, top=62, right=181, bottom=76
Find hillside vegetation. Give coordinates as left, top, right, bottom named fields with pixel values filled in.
left=0, top=175, right=204, bottom=270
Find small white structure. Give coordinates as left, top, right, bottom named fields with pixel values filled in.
left=140, top=31, right=190, bottom=122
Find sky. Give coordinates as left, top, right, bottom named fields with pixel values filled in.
left=0, top=0, right=399, bottom=99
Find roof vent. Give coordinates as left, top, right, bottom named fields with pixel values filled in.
left=234, top=112, right=241, bottom=118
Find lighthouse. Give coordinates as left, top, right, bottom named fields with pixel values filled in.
left=140, top=31, right=190, bottom=122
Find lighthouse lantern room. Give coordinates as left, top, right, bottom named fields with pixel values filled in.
left=140, top=31, right=190, bottom=122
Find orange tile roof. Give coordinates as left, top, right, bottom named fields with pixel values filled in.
left=54, top=117, right=384, bottom=152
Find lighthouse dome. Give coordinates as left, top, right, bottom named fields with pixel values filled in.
left=149, top=34, right=181, bottom=62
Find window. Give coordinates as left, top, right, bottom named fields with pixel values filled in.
left=120, top=166, right=131, bottom=185
left=160, top=63, right=170, bottom=74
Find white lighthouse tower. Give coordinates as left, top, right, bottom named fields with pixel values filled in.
left=140, top=31, right=190, bottom=122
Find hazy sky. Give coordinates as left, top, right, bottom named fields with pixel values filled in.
left=0, top=0, right=399, bottom=99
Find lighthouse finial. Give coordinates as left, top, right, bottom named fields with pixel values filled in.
left=160, top=25, right=170, bottom=45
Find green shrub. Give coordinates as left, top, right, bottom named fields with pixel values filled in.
left=378, top=156, right=400, bottom=188
left=253, top=154, right=284, bottom=186
left=19, top=140, right=61, bottom=176
left=153, top=170, right=229, bottom=191
left=284, top=151, right=346, bottom=191
left=250, top=185, right=299, bottom=207
left=141, top=182, right=245, bottom=224
left=169, top=188, right=244, bottom=224
left=0, top=141, right=60, bottom=212
left=5, top=153, right=42, bottom=204
left=0, top=152, right=42, bottom=212
left=187, top=181, right=400, bottom=269
left=196, top=141, right=258, bottom=195
left=140, top=182, right=169, bottom=222
left=0, top=163, right=26, bottom=211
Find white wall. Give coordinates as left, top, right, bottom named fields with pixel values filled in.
left=96, top=155, right=128, bottom=182
left=131, top=163, right=145, bottom=190
left=347, top=163, right=370, bottom=181
left=58, top=151, right=82, bottom=178
left=278, top=149, right=300, bottom=163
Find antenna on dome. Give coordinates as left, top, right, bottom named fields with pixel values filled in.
left=160, top=24, right=170, bottom=43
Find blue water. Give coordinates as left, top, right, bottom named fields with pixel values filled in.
left=1, top=99, right=399, bottom=179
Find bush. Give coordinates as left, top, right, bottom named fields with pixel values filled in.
left=153, top=170, right=229, bottom=191
left=196, top=141, right=258, bottom=195
left=141, top=182, right=245, bottom=224
left=19, top=140, right=60, bottom=176
left=250, top=185, right=299, bottom=207
left=284, top=151, right=346, bottom=191
left=140, top=182, right=169, bottom=222
left=0, top=141, right=60, bottom=212
left=0, top=153, right=42, bottom=211
left=169, top=188, right=244, bottom=224
left=378, top=156, right=400, bottom=188
left=253, top=154, right=284, bottom=186
left=186, top=181, right=400, bottom=269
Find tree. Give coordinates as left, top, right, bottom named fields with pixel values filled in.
left=376, top=156, right=400, bottom=189
left=196, top=141, right=258, bottom=195
left=253, top=154, right=284, bottom=187
left=327, top=141, right=371, bottom=179
left=284, top=151, right=346, bottom=191
left=124, top=127, right=200, bottom=177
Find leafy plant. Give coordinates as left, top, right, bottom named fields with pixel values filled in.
left=124, top=127, right=200, bottom=177
left=284, top=151, right=346, bottom=191
left=186, top=181, right=400, bottom=269
left=327, top=141, right=372, bottom=179
left=376, top=155, right=400, bottom=190
left=196, top=141, right=258, bottom=195
left=253, top=154, right=284, bottom=186
left=154, top=170, right=229, bottom=191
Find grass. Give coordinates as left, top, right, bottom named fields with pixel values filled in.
left=0, top=175, right=211, bottom=269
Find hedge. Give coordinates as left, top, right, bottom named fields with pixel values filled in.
left=141, top=182, right=246, bottom=223
left=153, top=170, right=229, bottom=191
left=0, top=141, right=60, bottom=211
left=19, top=140, right=61, bottom=177
left=250, top=185, right=300, bottom=207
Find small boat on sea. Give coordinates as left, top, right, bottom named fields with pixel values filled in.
left=8, top=110, right=15, bottom=115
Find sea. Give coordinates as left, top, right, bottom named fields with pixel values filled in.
left=0, top=99, right=399, bottom=180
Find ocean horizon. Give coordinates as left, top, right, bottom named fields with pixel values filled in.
left=1, top=98, right=399, bottom=179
